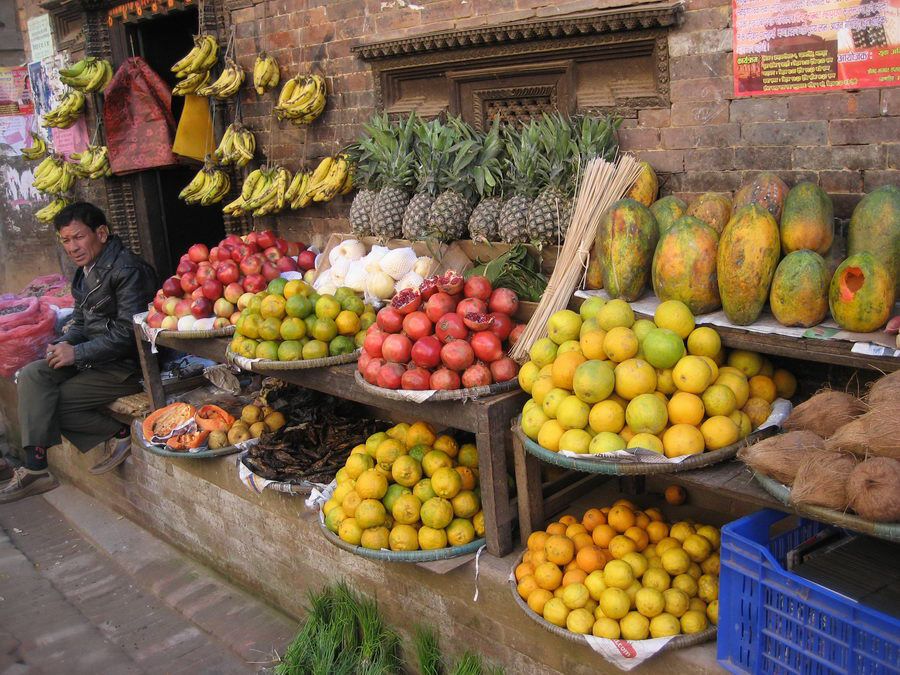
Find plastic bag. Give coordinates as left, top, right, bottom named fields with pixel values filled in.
left=0, top=298, right=57, bottom=378
left=20, top=274, right=74, bottom=308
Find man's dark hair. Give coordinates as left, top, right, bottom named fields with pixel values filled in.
left=53, top=202, right=108, bottom=232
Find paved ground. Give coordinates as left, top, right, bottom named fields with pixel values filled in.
left=0, top=486, right=297, bottom=674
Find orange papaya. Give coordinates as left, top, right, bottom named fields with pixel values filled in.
left=686, top=193, right=732, bottom=234
left=780, top=182, right=833, bottom=255
left=734, top=172, right=789, bottom=223
left=166, top=429, right=210, bottom=451
left=652, top=216, right=720, bottom=315
left=650, top=196, right=688, bottom=236
left=717, top=205, right=781, bottom=325
left=770, top=251, right=830, bottom=327
left=848, top=185, right=900, bottom=295
left=597, top=198, right=658, bottom=301
left=829, top=252, right=895, bottom=333
left=142, top=402, right=195, bottom=441
left=625, top=162, right=659, bottom=207
left=195, top=404, right=236, bottom=432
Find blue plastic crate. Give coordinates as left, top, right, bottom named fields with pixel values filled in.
left=717, top=509, right=900, bottom=674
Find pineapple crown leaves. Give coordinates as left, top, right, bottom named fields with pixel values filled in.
left=572, top=113, right=622, bottom=164
left=535, top=112, right=579, bottom=195
left=359, top=112, right=418, bottom=191
left=471, top=116, right=504, bottom=198
left=435, top=116, right=481, bottom=201
left=501, top=120, right=543, bottom=200
left=412, top=117, right=454, bottom=197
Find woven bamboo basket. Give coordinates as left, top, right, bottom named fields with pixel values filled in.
left=319, top=519, right=485, bottom=562
left=353, top=370, right=518, bottom=402
left=226, top=347, right=359, bottom=372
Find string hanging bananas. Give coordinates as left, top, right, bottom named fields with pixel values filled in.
left=59, top=57, right=113, bottom=93
left=32, top=155, right=76, bottom=195
left=69, top=145, right=111, bottom=179
left=274, top=74, right=327, bottom=126
left=253, top=53, right=279, bottom=95
left=171, top=35, right=219, bottom=76
left=41, top=90, right=85, bottom=129
left=20, top=132, right=47, bottom=161
left=197, top=58, right=244, bottom=99
left=179, top=161, right=232, bottom=206
left=222, top=166, right=291, bottom=217
left=213, top=123, right=255, bottom=167
left=285, top=154, right=351, bottom=209
left=36, top=197, right=71, bottom=224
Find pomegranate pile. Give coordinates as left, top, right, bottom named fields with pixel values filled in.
left=146, top=230, right=314, bottom=332
left=358, top=271, right=525, bottom=391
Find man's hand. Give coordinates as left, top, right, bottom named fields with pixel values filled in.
left=46, top=343, right=76, bottom=369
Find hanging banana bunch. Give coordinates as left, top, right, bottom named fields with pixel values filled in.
left=32, top=155, right=76, bottom=195
left=287, top=154, right=351, bottom=209
left=197, top=58, right=244, bottom=100
left=59, top=57, right=113, bottom=93
left=20, top=132, right=48, bottom=161
left=222, top=166, right=290, bottom=217
left=213, top=123, right=255, bottom=167
left=69, top=145, right=111, bottom=179
left=171, top=34, right=219, bottom=76
left=179, top=158, right=232, bottom=206
left=172, top=70, right=211, bottom=96
left=274, top=74, right=327, bottom=126
left=252, top=52, right=279, bottom=95
left=36, top=197, right=71, bottom=224
left=41, top=90, right=85, bottom=129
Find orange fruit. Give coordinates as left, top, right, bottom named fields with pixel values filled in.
left=531, top=550, right=549, bottom=566
left=634, top=512, right=650, bottom=529
left=455, top=466, right=477, bottom=491
left=522, top=551, right=533, bottom=564
left=534, top=562, right=564, bottom=591
left=748, top=375, right=777, bottom=403
left=559, top=515, right=578, bottom=526
left=546, top=522, right=567, bottom=536
left=576, top=546, right=607, bottom=574
left=644, top=507, right=665, bottom=522
left=582, top=508, right=607, bottom=532
left=609, top=535, right=638, bottom=559
left=517, top=575, right=539, bottom=599
left=563, top=568, right=588, bottom=586
left=613, top=498, right=638, bottom=510
left=527, top=588, right=554, bottom=615
left=665, top=485, right=687, bottom=505
left=592, top=524, right=617, bottom=548
left=566, top=523, right=588, bottom=538
left=545, top=535, right=576, bottom=566
left=515, top=562, right=535, bottom=581
left=624, top=526, right=650, bottom=551
left=565, top=560, right=581, bottom=572
left=572, top=532, right=595, bottom=552
left=647, top=521, right=670, bottom=544
left=528, top=530, right=549, bottom=552
left=608, top=505, right=636, bottom=533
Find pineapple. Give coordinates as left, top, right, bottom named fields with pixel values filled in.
left=402, top=117, right=451, bottom=240
left=425, top=117, right=479, bottom=243
left=348, top=189, right=376, bottom=237
left=346, top=140, right=377, bottom=237
left=365, top=113, right=417, bottom=241
left=526, top=114, right=577, bottom=246
left=467, top=117, right=505, bottom=243
left=497, top=121, right=542, bottom=245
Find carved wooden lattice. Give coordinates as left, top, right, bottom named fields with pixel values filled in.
left=485, top=96, right=553, bottom=128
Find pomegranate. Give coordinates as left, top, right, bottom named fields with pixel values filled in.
left=462, top=362, right=493, bottom=388
left=391, top=288, right=422, bottom=315
left=456, top=297, right=487, bottom=317
left=376, top=307, right=404, bottom=333
left=425, top=292, right=457, bottom=323
left=377, top=362, right=405, bottom=389
left=410, top=335, right=442, bottom=369
left=489, top=312, right=513, bottom=341
left=470, top=331, right=503, bottom=362
left=464, top=275, right=493, bottom=301
left=363, top=358, right=385, bottom=385
left=437, top=270, right=464, bottom=295
left=402, top=311, right=433, bottom=341
left=419, top=276, right=439, bottom=300
left=430, top=367, right=461, bottom=390
left=401, top=367, right=432, bottom=391
left=490, top=357, right=519, bottom=382
left=463, top=312, right=494, bottom=331
left=435, top=312, right=468, bottom=343
left=509, top=324, right=526, bottom=345
left=358, top=350, right=372, bottom=373
left=382, top=334, right=413, bottom=363
left=363, top=329, right=386, bottom=358
left=441, top=340, right=475, bottom=371
left=488, top=287, right=519, bottom=316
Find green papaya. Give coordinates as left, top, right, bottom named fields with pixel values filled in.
left=650, top=196, right=688, bottom=236
left=717, top=205, right=781, bottom=325
left=598, top=198, right=658, bottom=301
left=780, top=182, right=833, bottom=255
left=770, top=251, right=830, bottom=327
left=848, top=185, right=900, bottom=295
left=829, top=252, right=895, bottom=333
left=652, top=216, right=720, bottom=315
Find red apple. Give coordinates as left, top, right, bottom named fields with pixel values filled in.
left=162, top=276, right=182, bottom=297
left=196, top=265, right=217, bottom=285
left=276, top=256, right=299, bottom=272
left=162, top=296, right=180, bottom=316
left=261, top=261, right=280, bottom=281
left=191, top=287, right=206, bottom=301
left=224, top=234, right=242, bottom=248
left=256, top=229, right=277, bottom=249
left=174, top=299, right=193, bottom=318
left=264, top=246, right=283, bottom=263
left=237, top=293, right=255, bottom=310
left=286, top=241, right=301, bottom=256
left=161, top=315, right=179, bottom=330
left=146, top=309, right=164, bottom=328
left=213, top=297, right=234, bottom=317
left=274, top=238, right=288, bottom=254
left=218, top=242, right=235, bottom=260
left=243, top=274, right=267, bottom=293
left=233, top=243, right=259, bottom=262
left=240, top=254, right=263, bottom=276
left=188, top=243, right=209, bottom=263
left=208, top=246, right=221, bottom=263
left=297, top=250, right=316, bottom=271
left=202, top=279, right=223, bottom=301
left=223, top=282, right=244, bottom=304
left=213, top=317, right=231, bottom=329
left=153, top=289, right=166, bottom=312
left=190, top=297, right=213, bottom=319
left=176, top=259, right=198, bottom=275
left=216, top=260, right=240, bottom=285
left=245, top=231, right=259, bottom=247
left=230, top=311, right=242, bottom=325
left=180, top=272, right=199, bottom=294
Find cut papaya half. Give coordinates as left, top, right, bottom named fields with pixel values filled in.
left=195, top=404, right=236, bottom=432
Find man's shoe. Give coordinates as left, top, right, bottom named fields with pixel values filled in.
left=0, top=458, right=14, bottom=483
left=89, top=437, right=131, bottom=475
left=0, top=467, right=58, bottom=503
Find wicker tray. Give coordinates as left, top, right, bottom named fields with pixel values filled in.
left=353, top=369, right=518, bottom=402
left=159, top=325, right=235, bottom=339
left=754, top=472, right=900, bottom=543
left=508, top=576, right=716, bottom=651
left=130, top=419, right=245, bottom=459
left=318, top=518, right=485, bottom=562
left=238, top=452, right=317, bottom=495
left=226, top=346, right=359, bottom=372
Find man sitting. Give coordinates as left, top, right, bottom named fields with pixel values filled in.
left=0, top=202, right=157, bottom=502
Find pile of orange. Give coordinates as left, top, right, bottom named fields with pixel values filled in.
left=515, top=499, right=720, bottom=640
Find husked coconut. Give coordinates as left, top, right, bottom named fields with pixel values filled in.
left=782, top=389, right=866, bottom=438
left=737, top=430, right=826, bottom=485
left=847, top=457, right=900, bottom=522
left=790, top=451, right=858, bottom=510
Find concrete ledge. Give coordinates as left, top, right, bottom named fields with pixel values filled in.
left=48, top=442, right=727, bottom=674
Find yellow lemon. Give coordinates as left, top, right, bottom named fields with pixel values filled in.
left=360, top=526, right=390, bottom=550
left=584, top=570, right=608, bottom=601
left=344, top=453, right=375, bottom=479
left=672, top=355, right=712, bottom=394
left=635, top=587, right=665, bottom=618
left=706, top=600, right=719, bottom=626
left=589, top=400, right=625, bottom=433
left=518, top=361, right=541, bottom=393
left=592, top=617, right=621, bottom=639
left=531, top=375, right=555, bottom=407
left=542, top=597, right=570, bottom=627
left=537, top=420, right=566, bottom=452
left=673, top=574, right=699, bottom=598
left=562, top=583, right=590, bottom=610
left=680, top=609, right=709, bottom=634
left=689, top=598, right=708, bottom=613
left=614, top=358, right=658, bottom=400
left=730, top=410, right=752, bottom=439
left=650, top=613, right=682, bottom=638
left=621, top=552, right=648, bottom=578
left=625, top=393, right=668, bottom=434
left=324, top=505, right=347, bottom=533
left=663, top=587, right=690, bottom=617
left=548, top=310, right=582, bottom=345
left=557, top=340, right=583, bottom=356
left=603, top=326, right=639, bottom=363
left=597, top=299, right=635, bottom=331
left=686, top=326, right=721, bottom=358
left=620, top=611, right=651, bottom=640
left=355, top=498, right=387, bottom=529
left=338, top=517, right=363, bottom=545
left=430, top=466, right=463, bottom=499
left=355, top=469, right=388, bottom=500
left=654, top=299, right=695, bottom=339
left=727, top=349, right=763, bottom=377
left=656, top=368, right=677, bottom=394
left=566, top=608, right=594, bottom=635
left=542, top=387, right=571, bottom=419
left=603, top=560, right=635, bottom=589
left=418, top=525, right=448, bottom=550
left=422, top=450, right=452, bottom=477
left=716, top=372, right=750, bottom=408
left=700, top=415, right=740, bottom=450
left=642, top=568, right=671, bottom=593
left=696, top=525, right=721, bottom=551
left=391, top=455, right=422, bottom=487
left=530, top=338, right=559, bottom=367
left=556, top=396, right=591, bottom=430
left=388, top=524, right=419, bottom=551
left=446, top=518, right=476, bottom=547
left=683, top=534, right=713, bottom=563
left=656, top=537, right=681, bottom=554
left=702, top=384, right=737, bottom=417
left=662, top=424, right=705, bottom=458
left=599, top=587, right=631, bottom=620
left=391, top=493, right=422, bottom=525
left=335, top=310, right=360, bottom=336
left=661, top=547, right=691, bottom=576
left=627, top=432, right=664, bottom=454
left=559, top=429, right=592, bottom=454
left=698, top=574, right=718, bottom=603
left=419, top=497, right=454, bottom=529
left=522, top=405, right=550, bottom=440
left=669, top=522, right=696, bottom=542
left=589, top=432, right=626, bottom=454
left=260, top=295, right=286, bottom=320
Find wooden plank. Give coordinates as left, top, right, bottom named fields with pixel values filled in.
left=513, top=431, right=544, bottom=546
left=133, top=324, right=166, bottom=409
left=652, top=461, right=783, bottom=511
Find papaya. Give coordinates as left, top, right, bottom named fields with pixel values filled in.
left=597, top=198, right=659, bottom=301
left=625, top=161, right=659, bottom=207
left=780, top=182, right=834, bottom=255
left=142, top=402, right=195, bottom=441
left=650, top=196, right=688, bottom=236
left=652, top=216, right=721, bottom=315
left=769, top=251, right=830, bottom=327
left=686, top=193, right=732, bottom=234
left=585, top=253, right=603, bottom=290
left=733, top=172, right=789, bottom=223
left=717, top=205, right=781, bottom=325
left=829, top=252, right=895, bottom=333
left=848, top=185, right=900, bottom=295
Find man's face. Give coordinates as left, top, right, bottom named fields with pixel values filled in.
left=58, top=219, right=108, bottom=268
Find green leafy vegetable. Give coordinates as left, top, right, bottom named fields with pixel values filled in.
left=465, top=244, right=547, bottom=302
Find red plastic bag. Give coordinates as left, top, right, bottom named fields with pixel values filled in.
left=103, top=57, right=178, bottom=175
left=20, top=274, right=74, bottom=308
left=0, top=298, right=57, bottom=378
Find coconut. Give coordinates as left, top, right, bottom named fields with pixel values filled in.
left=379, top=247, right=417, bottom=280
left=790, top=451, right=858, bottom=510
left=825, top=402, right=900, bottom=459
left=737, top=430, right=826, bottom=485
left=866, top=370, right=900, bottom=410
left=782, top=389, right=866, bottom=438
left=847, top=457, right=900, bottom=522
